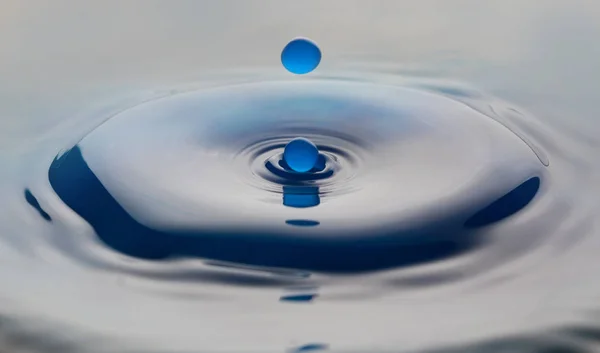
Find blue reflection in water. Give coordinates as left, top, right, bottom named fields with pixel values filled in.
left=292, top=343, right=329, bottom=352
left=24, top=189, right=52, bottom=222
left=283, top=186, right=320, bottom=208
left=44, top=80, right=545, bottom=275
left=286, top=220, right=320, bottom=227
left=464, top=177, right=540, bottom=228
left=279, top=293, right=318, bottom=303
left=48, top=145, right=481, bottom=272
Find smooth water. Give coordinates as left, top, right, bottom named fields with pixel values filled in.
left=1, top=2, right=600, bottom=353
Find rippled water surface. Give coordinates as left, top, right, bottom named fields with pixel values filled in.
left=2, top=1, right=600, bottom=352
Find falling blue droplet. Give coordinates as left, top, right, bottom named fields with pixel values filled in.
left=283, top=138, right=319, bottom=173
left=281, top=38, right=321, bottom=75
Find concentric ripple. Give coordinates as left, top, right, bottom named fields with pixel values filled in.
left=47, top=79, right=547, bottom=273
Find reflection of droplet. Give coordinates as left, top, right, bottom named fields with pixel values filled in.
left=291, top=343, right=329, bottom=352
left=280, top=293, right=318, bottom=303
left=283, top=186, right=320, bottom=208
left=286, top=220, right=320, bottom=227
left=281, top=38, right=321, bottom=75
left=284, top=137, right=319, bottom=172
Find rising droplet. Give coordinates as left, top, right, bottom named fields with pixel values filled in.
left=283, top=137, right=319, bottom=172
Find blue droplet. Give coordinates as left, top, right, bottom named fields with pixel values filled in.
left=283, top=138, right=319, bottom=173
left=281, top=38, right=321, bottom=75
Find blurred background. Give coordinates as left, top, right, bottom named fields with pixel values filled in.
left=1, top=0, right=599, bottom=148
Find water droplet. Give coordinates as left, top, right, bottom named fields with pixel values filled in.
left=283, top=137, right=319, bottom=172
left=281, top=38, right=321, bottom=75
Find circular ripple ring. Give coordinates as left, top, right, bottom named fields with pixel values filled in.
left=48, top=79, right=546, bottom=272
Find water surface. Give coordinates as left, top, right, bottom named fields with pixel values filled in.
left=1, top=1, right=600, bottom=353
